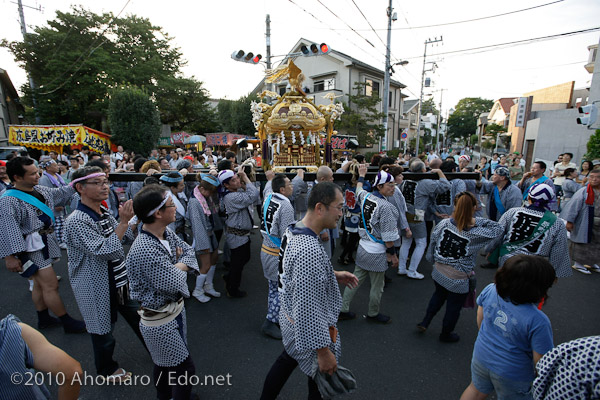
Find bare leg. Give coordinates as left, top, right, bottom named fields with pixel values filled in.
left=34, top=266, right=67, bottom=317
left=31, top=276, right=47, bottom=312
left=460, top=383, right=488, bottom=400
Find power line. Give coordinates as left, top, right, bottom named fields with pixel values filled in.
left=392, top=0, right=565, bottom=30
left=38, top=0, right=132, bottom=95
left=313, top=0, right=565, bottom=31
left=286, top=0, right=385, bottom=64
left=399, top=27, right=600, bottom=61
left=350, top=0, right=387, bottom=50
left=314, top=0, right=378, bottom=50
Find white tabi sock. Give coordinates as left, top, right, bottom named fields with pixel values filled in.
left=206, top=265, right=217, bottom=286
left=195, top=274, right=207, bottom=291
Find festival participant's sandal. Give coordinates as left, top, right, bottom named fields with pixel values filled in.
left=105, top=368, right=132, bottom=384
left=585, top=264, right=600, bottom=273
left=572, top=264, right=591, bottom=274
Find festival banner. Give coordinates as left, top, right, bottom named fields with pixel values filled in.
left=9, top=125, right=112, bottom=154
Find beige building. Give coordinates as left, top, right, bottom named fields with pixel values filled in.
left=252, top=39, right=408, bottom=150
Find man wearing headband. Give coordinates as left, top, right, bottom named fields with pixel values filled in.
left=65, top=167, right=142, bottom=381
left=339, top=165, right=399, bottom=324
left=484, top=183, right=571, bottom=278
left=126, top=184, right=199, bottom=399
left=219, top=166, right=259, bottom=298
left=0, top=157, right=85, bottom=333
left=561, top=169, right=600, bottom=274
left=477, top=166, right=522, bottom=222
left=458, top=155, right=470, bottom=172
left=517, top=161, right=557, bottom=211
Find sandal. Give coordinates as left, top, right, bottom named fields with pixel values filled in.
left=572, top=264, right=591, bottom=274
left=105, top=368, right=132, bottom=384
left=585, top=264, right=600, bottom=273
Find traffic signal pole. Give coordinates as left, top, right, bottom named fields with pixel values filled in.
left=381, top=0, right=393, bottom=152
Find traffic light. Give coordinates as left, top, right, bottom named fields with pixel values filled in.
left=300, top=43, right=330, bottom=57
left=231, top=50, right=262, bottom=65
left=576, top=104, right=598, bottom=128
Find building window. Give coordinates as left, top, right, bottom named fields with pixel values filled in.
left=278, top=86, right=287, bottom=96
left=314, top=80, right=324, bottom=92
left=313, top=78, right=335, bottom=92
left=365, top=79, right=380, bottom=97
left=389, top=91, right=394, bottom=108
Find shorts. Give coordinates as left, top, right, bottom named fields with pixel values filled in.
left=471, top=356, right=533, bottom=400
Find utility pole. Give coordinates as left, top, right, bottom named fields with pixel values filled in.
left=415, top=37, right=442, bottom=154
left=17, top=0, right=41, bottom=122
left=436, top=89, right=444, bottom=154
left=265, top=14, right=271, bottom=70
left=381, top=0, right=393, bottom=152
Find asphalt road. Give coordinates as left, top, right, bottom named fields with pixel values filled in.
left=1, top=232, right=599, bottom=400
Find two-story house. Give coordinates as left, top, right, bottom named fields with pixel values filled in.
left=252, top=39, right=408, bottom=150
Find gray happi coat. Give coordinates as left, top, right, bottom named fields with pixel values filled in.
left=487, top=206, right=572, bottom=278
left=260, top=193, right=295, bottom=281
left=0, top=185, right=74, bottom=267
left=279, top=222, right=342, bottom=376
left=65, top=204, right=134, bottom=334
left=428, top=218, right=502, bottom=293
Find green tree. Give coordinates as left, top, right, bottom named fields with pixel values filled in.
left=217, top=99, right=234, bottom=132
left=155, top=76, right=218, bottom=133
left=2, top=6, right=184, bottom=128
left=107, top=87, right=161, bottom=155
left=486, top=123, right=507, bottom=136
left=585, top=129, right=600, bottom=160
left=447, top=97, right=494, bottom=142
left=336, top=81, right=385, bottom=146
left=421, top=98, right=439, bottom=116
left=216, top=95, right=254, bottom=134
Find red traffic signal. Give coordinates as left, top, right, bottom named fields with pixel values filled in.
left=300, top=43, right=330, bottom=57
left=231, top=50, right=262, bottom=65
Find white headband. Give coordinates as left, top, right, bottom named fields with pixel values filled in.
left=127, top=191, right=173, bottom=226
left=146, top=191, right=173, bottom=217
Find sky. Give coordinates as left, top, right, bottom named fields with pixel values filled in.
left=1, top=0, right=599, bottom=117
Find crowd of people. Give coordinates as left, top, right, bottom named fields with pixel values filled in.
left=0, top=144, right=599, bottom=399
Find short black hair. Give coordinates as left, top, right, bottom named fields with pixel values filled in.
left=6, top=156, right=35, bottom=182
left=355, top=154, right=365, bottom=163
left=225, top=151, right=236, bottom=160
left=378, top=156, right=395, bottom=167
left=440, top=160, right=457, bottom=173
left=133, top=158, right=148, bottom=172
left=495, top=255, right=556, bottom=305
left=191, top=151, right=199, bottom=159
left=272, top=174, right=288, bottom=194
left=564, top=152, right=573, bottom=159
left=534, top=161, right=547, bottom=171
left=81, top=146, right=89, bottom=151
left=143, top=176, right=161, bottom=186
left=563, top=168, right=576, bottom=177
left=86, top=159, right=109, bottom=172
left=217, top=159, right=232, bottom=172
left=307, top=182, right=342, bottom=211
left=71, top=166, right=104, bottom=194
left=89, top=153, right=102, bottom=160
left=133, top=184, right=167, bottom=224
